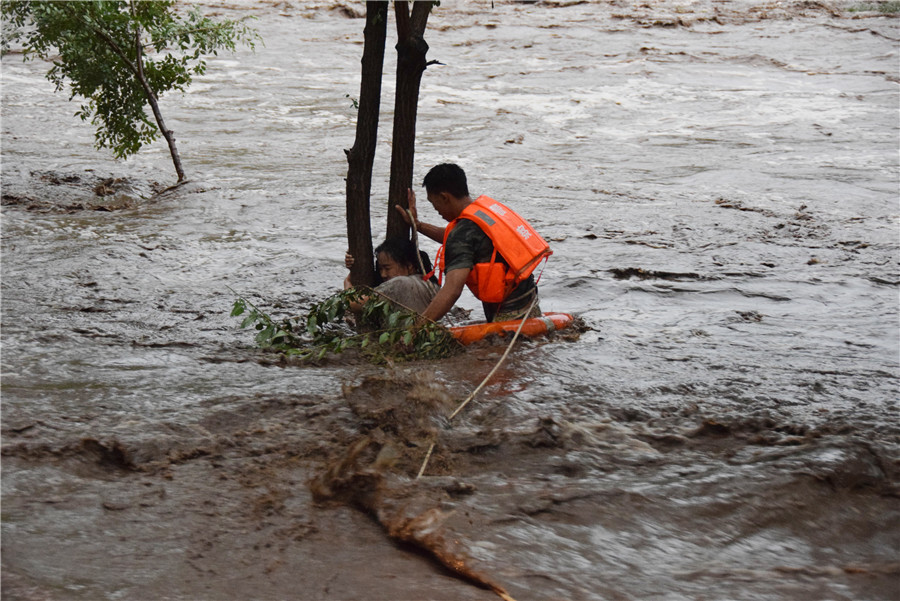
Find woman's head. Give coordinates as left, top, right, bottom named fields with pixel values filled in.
left=373, top=238, right=436, bottom=284
left=373, top=238, right=421, bottom=282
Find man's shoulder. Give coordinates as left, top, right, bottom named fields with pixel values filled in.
left=445, top=216, right=495, bottom=271
left=451, top=218, right=482, bottom=234
left=447, top=218, right=488, bottom=246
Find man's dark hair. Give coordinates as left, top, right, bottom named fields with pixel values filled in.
left=422, top=163, right=469, bottom=199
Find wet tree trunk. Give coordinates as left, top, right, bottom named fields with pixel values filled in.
left=344, top=2, right=388, bottom=287
left=130, top=1, right=184, bottom=182
left=385, top=1, right=433, bottom=241
left=78, top=1, right=187, bottom=182
left=137, top=59, right=185, bottom=183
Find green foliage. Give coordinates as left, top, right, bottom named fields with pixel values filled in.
left=230, top=296, right=304, bottom=351
left=849, top=1, right=900, bottom=11
left=1, top=1, right=259, bottom=159
left=231, top=288, right=460, bottom=364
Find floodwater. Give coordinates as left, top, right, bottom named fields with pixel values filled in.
left=2, top=1, right=898, bottom=599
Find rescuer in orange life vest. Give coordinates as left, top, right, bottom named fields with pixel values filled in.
left=396, top=163, right=552, bottom=324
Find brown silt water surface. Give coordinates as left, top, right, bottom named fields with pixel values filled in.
left=2, top=1, right=898, bottom=600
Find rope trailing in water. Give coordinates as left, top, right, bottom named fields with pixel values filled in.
left=416, top=293, right=539, bottom=479
left=405, top=208, right=525, bottom=601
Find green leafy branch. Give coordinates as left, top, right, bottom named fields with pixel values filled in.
left=231, top=288, right=460, bottom=364
left=1, top=0, right=259, bottom=181
left=230, top=295, right=303, bottom=352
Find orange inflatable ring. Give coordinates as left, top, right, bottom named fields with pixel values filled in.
left=449, top=312, right=574, bottom=345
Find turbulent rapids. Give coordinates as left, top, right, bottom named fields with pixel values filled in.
left=2, top=1, right=898, bottom=600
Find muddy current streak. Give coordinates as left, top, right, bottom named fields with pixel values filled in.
left=2, top=2, right=898, bottom=600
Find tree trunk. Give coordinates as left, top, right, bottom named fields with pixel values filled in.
left=144, top=82, right=186, bottom=183
left=345, top=1, right=388, bottom=288
left=385, top=1, right=432, bottom=241
left=130, top=0, right=185, bottom=182
left=77, top=1, right=186, bottom=182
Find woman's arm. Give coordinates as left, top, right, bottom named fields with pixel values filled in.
left=343, top=251, right=355, bottom=290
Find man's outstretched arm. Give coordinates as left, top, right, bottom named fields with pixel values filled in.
left=422, top=268, right=469, bottom=322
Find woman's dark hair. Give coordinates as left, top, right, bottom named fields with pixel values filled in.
left=374, top=238, right=437, bottom=285
left=422, top=163, right=469, bottom=199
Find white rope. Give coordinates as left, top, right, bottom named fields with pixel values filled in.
left=416, top=293, right=540, bottom=478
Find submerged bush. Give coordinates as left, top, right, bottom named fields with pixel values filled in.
left=231, top=288, right=461, bottom=364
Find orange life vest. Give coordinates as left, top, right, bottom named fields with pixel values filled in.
left=435, top=196, right=552, bottom=304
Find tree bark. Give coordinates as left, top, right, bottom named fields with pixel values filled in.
left=130, top=1, right=185, bottom=182
left=385, top=0, right=432, bottom=241
left=344, top=1, right=388, bottom=287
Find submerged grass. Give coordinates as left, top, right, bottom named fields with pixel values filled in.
left=849, top=1, right=900, bottom=13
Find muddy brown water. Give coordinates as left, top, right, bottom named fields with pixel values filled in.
left=2, top=1, right=899, bottom=600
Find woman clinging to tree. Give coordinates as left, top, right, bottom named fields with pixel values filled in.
left=344, top=238, right=438, bottom=315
